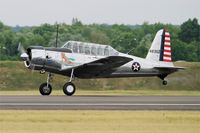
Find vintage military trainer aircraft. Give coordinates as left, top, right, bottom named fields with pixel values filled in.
left=18, top=29, right=183, bottom=96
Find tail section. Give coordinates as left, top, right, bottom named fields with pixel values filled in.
left=146, top=29, right=172, bottom=63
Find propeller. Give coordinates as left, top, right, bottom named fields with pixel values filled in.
left=18, top=43, right=29, bottom=61
left=31, top=64, right=36, bottom=74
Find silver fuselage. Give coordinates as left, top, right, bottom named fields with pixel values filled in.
left=24, top=47, right=175, bottom=79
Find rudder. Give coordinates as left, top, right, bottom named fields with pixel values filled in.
left=146, top=29, right=172, bottom=63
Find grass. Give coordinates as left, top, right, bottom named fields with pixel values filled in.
left=1, top=89, right=200, bottom=96
left=0, top=61, right=200, bottom=96
left=0, top=110, right=200, bottom=133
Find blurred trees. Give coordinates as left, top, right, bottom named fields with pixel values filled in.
left=0, top=18, right=199, bottom=61
left=178, top=18, right=200, bottom=61
left=179, top=18, right=199, bottom=43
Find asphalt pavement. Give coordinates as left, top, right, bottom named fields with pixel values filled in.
left=0, top=95, right=200, bottom=110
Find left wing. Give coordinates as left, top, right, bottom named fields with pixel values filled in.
left=61, top=56, right=133, bottom=78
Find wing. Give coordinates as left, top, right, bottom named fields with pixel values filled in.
left=61, top=56, right=133, bottom=78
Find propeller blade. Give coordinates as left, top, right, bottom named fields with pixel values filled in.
left=18, top=43, right=25, bottom=54
left=18, top=43, right=29, bottom=61
left=31, top=64, right=35, bottom=74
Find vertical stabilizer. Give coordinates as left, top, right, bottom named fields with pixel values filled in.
left=146, top=29, right=172, bottom=63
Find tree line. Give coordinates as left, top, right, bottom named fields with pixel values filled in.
left=0, top=18, right=199, bottom=61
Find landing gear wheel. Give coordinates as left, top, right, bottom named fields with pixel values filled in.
left=162, top=80, right=168, bottom=85
left=63, top=82, right=76, bottom=96
left=39, top=83, right=52, bottom=95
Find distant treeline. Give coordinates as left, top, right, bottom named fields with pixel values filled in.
left=0, top=18, right=199, bottom=61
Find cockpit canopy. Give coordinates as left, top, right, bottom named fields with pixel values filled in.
left=62, top=41, right=119, bottom=56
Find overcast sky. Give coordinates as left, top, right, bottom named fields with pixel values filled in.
left=0, top=0, right=199, bottom=26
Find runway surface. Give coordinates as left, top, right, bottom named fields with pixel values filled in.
left=0, top=96, right=200, bottom=110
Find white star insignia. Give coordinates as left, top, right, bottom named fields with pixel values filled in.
left=132, top=62, right=141, bottom=72
left=133, top=64, right=140, bottom=70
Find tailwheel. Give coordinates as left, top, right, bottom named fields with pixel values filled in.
left=39, top=83, right=52, bottom=95
left=162, top=80, right=168, bottom=85
left=63, top=82, right=76, bottom=96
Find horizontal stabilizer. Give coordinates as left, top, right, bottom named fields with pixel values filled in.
left=154, top=66, right=185, bottom=72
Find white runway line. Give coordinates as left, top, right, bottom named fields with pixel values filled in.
left=1, top=103, right=200, bottom=106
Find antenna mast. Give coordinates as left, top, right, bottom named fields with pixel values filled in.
left=55, top=23, right=59, bottom=48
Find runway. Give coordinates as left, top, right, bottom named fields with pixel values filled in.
left=0, top=96, right=200, bottom=110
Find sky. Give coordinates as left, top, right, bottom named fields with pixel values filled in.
left=0, top=0, right=199, bottom=26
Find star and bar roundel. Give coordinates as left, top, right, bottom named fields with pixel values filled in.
left=132, top=62, right=141, bottom=72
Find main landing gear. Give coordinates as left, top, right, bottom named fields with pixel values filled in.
left=39, top=69, right=76, bottom=96
left=39, top=73, right=53, bottom=95
left=63, top=69, right=76, bottom=96
left=63, top=82, right=76, bottom=96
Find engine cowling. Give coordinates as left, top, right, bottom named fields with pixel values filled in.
left=23, top=46, right=46, bottom=70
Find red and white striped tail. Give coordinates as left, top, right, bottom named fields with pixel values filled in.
left=146, top=29, right=173, bottom=64
left=163, top=31, right=172, bottom=62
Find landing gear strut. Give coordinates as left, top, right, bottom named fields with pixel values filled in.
left=63, top=69, right=76, bottom=96
left=39, top=73, right=53, bottom=95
